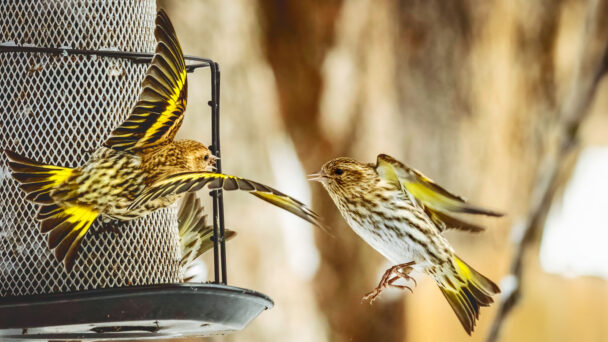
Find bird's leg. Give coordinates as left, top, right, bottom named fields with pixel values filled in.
left=362, top=267, right=395, bottom=303
left=362, top=261, right=417, bottom=304
left=393, top=261, right=417, bottom=287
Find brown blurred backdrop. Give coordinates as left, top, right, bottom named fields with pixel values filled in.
left=157, top=0, right=608, bottom=341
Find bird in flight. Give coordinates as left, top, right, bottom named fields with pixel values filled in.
left=310, top=153, right=502, bottom=334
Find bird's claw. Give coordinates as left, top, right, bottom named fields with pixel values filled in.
left=388, top=276, right=413, bottom=293
left=394, top=267, right=417, bottom=287
left=362, top=261, right=417, bottom=304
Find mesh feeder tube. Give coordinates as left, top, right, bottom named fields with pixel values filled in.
left=0, top=0, right=182, bottom=297
left=0, top=1, right=272, bottom=339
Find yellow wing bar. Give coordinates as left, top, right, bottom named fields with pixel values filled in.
left=104, top=10, right=188, bottom=151
left=130, top=171, right=326, bottom=230
left=376, top=154, right=503, bottom=217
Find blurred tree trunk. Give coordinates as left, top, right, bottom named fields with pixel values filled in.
left=258, top=1, right=407, bottom=342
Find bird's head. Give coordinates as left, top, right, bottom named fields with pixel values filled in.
left=308, top=157, right=377, bottom=197
left=180, top=139, right=219, bottom=172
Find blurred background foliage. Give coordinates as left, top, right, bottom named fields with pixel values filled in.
left=157, top=0, right=608, bottom=341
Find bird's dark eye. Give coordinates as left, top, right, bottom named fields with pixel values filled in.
left=335, top=168, right=344, bottom=176
left=204, top=155, right=209, bottom=161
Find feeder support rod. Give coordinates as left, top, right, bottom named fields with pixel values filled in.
left=209, top=62, right=227, bottom=285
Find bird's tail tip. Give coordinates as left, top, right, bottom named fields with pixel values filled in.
left=4, top=149, right=73, bottom=204
left=439, top=255, right=500, bottom=335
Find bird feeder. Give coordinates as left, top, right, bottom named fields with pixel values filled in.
left=0, top=1, right=272, bottom=340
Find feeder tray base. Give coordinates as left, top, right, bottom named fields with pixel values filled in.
left=0, top=283, right=273, bottom=340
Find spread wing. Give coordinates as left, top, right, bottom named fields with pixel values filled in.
left=130, top=171, right=327, bottom=231
left=424, top=207, right=485, bottom=233
left=104, top=9, right=187, bottom=151
left=178, top=192, right=236, bottom=280
left=375, top=154, right=502, bottom=233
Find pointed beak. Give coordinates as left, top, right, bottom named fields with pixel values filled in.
left=204, top=155, right=220, bottom=172
left=307, top=171, right=327, bottom=183
left=206, top=155, right=220, bottom=171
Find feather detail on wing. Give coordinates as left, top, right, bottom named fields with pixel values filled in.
left=104, top=9, right=187, bottom=151
left=178, top=193, right=236, bottom=280
left=376, top=154, right=503, bottom=228
left=425, top=207, right=485, bottom=233
left=130, top=171, right=327, bottom=231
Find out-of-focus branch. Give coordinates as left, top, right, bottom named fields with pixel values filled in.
left=484, top=121, right=580, bottom=342
left=486, top=40, right=608, bottom=342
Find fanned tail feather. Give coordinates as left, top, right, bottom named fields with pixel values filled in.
left=438, top=255, right=500, bottom=335
left=5, top=150, right=74, bottom=204
left=5, top=150, right=97, bottom=272
left=38, top=204, right=98, bottom=272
